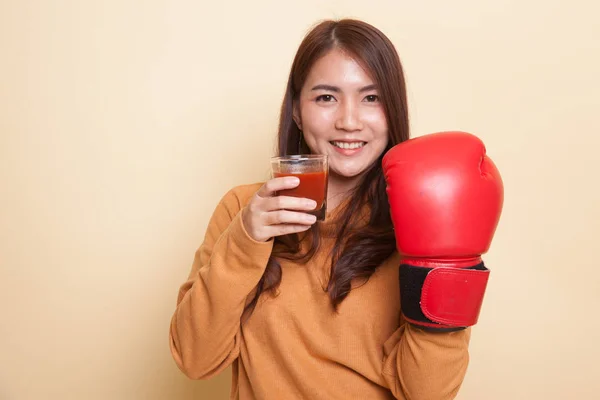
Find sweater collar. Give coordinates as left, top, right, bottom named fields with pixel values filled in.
left=318, top=197, right=371, bottom=238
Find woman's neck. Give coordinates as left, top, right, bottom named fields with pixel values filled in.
left=326, top=173, right=362, bottom=211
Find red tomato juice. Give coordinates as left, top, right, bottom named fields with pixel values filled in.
left=274, top=171, right=327, bottom=208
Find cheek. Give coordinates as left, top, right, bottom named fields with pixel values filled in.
left=300, top=104, right=335, bottom=136
left=363, top=111, right=389, bottom=145
left=366, top=108, right=388, bottom=129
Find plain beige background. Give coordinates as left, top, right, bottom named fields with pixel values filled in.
left=1, top=0, right=599, bottom=399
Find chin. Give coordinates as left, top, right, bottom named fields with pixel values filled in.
left=330, top=165, right=368, bottom=180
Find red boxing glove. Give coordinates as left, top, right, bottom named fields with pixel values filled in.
left=382, top=131, right=504, bottom=331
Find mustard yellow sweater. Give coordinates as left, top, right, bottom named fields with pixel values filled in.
left=169, top=183, right=471, bottom=400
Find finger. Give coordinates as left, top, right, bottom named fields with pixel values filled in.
left=265, top=210, right=317, bottom=226
left=268, top=224, right=313, bottom=237
left=257, top=176, right=300, bottom=198
left=264, top=196, right=317, bottom=212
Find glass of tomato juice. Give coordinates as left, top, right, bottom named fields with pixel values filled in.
left=270, top=154, right=329, bottom=221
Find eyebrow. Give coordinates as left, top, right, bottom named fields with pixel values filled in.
left=311, top=84, right=377, bottom=93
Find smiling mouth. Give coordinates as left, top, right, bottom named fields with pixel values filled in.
left=330, top=141, right=366, bottom=150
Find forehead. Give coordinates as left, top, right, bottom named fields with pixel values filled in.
left=304, top=48, right=375, bottom=88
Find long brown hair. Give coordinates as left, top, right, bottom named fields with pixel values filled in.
left=246, top=19, right=410, bottom=314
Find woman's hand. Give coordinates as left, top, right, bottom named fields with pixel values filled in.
left=242, top=177, right=318, bottom=242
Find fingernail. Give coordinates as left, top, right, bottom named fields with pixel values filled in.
left=288, top=177, right=300, bottom=185
left=307, top=214, right=317, bottom=223
left=307, top=200, right=317, bottom=209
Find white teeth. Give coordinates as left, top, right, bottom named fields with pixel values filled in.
left=332, top=141, right=365, bottom=150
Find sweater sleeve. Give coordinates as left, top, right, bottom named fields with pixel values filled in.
left=382, top=321, right=471, bottom=400
left=169, top=186, right=273, bottom=380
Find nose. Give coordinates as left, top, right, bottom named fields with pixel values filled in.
left=334, top=100, right=363, bottom=132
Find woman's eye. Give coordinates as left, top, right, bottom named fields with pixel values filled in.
left=316, top=94, right=335, bottom=102
left=364, top=95, right=379, bottom=102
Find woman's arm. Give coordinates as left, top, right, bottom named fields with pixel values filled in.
left=382, top=322, right=471, bottom=399
left=169, top=186, right=273, bottom=379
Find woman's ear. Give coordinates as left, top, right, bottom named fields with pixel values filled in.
left=292, top=101, right=302, bottom=130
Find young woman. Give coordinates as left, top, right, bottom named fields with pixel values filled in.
left=170, top=19, right=472, bottom=399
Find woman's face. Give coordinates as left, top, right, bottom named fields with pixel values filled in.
left=294, top=48, right=389, bottom=182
